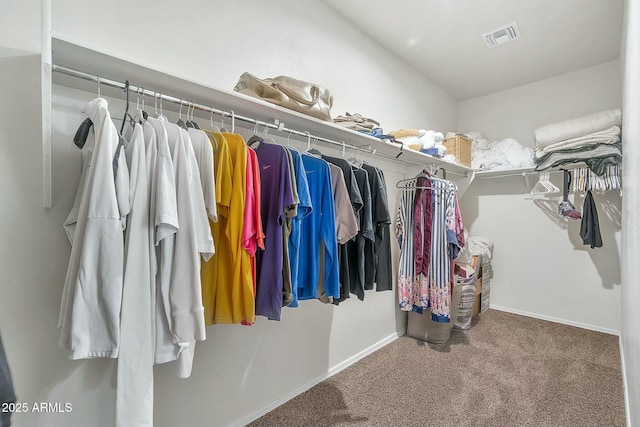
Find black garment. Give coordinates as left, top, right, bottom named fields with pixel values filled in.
left=580, top=191, right=603, bottom=248
left=345, top=167, right=374, bottom=301
left=0, top=333, right=15, bottom=427
left=322, top=156, right=363, bottom=217
left=362, top=164, right=393, bottom=291
left=323, top=156, right=363, bottom=303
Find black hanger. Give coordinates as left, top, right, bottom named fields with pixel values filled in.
left=74, top=118, right=93, bottom=149
left=176, top=100, right=188, bottom=129
left=307, top=148, right=322, bottom=156
left=119, top=81, right=136, bottom=134
left=185, top=102, right=200, bottom=129
left=247, top=134, right=263, bottom=148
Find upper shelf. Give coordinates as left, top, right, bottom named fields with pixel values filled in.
left=50, top=34, right=473, bottom=176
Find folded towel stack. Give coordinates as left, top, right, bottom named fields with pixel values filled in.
left=533, top=109, right=622, bottom=175
left=334, top=112, right=394, bottom=140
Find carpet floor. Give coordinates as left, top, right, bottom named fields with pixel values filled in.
left=249, top=309, right=625, bottom=427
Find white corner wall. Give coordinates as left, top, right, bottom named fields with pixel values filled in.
left=0, top=2, right=460, bottom=427
left=621, top=0, right=640, bottom=424
left=458, top=61, right=622, bottom=334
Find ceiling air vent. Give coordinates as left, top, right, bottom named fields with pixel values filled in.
left=482, top=22, right=521, bottom=48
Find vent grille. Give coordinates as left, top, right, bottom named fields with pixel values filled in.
left=482, top=22, right=521, bottom=48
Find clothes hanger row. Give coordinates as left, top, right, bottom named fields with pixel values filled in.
left=395, top=168, right=455, bottom=190
left=572, top=165, right=621, bottom=193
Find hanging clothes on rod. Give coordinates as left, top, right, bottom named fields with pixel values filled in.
left=395, top=170, right=464, bottom=322
left=55, top=62, right=396, bottom=426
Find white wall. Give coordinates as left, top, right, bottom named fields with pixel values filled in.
left=621, top=0, right=640, bottom=424
left=0, top=2, right=461, bottom=427
left=51, top=0, right=458, bottom=133
left=458, top=62, right=623, bottom=333
left=458, top=60, right=622, bottom=146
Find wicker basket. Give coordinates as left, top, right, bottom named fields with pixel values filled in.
left=443, top=135, right=472, bottom=168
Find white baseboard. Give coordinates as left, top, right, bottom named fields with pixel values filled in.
left=619, top=336, right=632, bottom=427
left=229, top=329, right=405, bottom=427
left=489, top=304, right=620, bottom=336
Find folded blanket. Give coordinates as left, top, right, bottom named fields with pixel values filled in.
left=535, top=126, right=621, bottom=157
left=534, top=109, right=622, bottom=148
left=535, top=143, right=622, bottom=175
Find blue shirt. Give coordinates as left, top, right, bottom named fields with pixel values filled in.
left=297, top=154, right=339, bottom=300
left=286, top=149, right=313, bottom=308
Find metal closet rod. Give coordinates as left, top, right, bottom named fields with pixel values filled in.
left=52, top=63, right=375, bottom=156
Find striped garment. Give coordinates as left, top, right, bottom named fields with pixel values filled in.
left=396, top=177, right=461, bottom=322
left=428, top=179, right=451, bottom=322
left=396, top=185, right=417, bottom=311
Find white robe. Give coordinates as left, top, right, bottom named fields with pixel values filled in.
left=58, top=97, right=130, bottom=359
left=116, top=123, right=153, bottom=427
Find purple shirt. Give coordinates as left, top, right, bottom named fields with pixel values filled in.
left=254, top=142, right=295, bottom=321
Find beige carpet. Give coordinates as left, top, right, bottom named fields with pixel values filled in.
left=249, top=309, right=625, bottom=427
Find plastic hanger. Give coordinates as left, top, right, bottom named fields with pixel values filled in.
left=176, top=99, right=187, bottom=129
left=208, top=109, right=222, bottom=133
left=347, top=147, right=363, bottom=169
left=119, top=80, right=136, bottom=135
left=527, top=170, right=560, bottom=199
left=395, top=170, right=448, bottom=190
left=247, top=122, right=263, bottom=148
left=219, top=112, right=228, bottom=133
left=285, top=130, right=293, bottom=148
left=187, top=101, right=200, bottom=129
left=132, top=88, right=145, bottom=124
left=263, top=125, right=277, bottom=144
left=302, top=132, right=322, bottom=157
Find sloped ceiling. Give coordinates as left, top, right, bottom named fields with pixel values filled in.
left=324, top=0, right=624, bottom=100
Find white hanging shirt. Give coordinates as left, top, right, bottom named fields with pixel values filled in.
left=153, top=122, right=212, bottom=371
left=176, top=128, right=215, bottom=378
left=58, top=97, right=130, bottom=360
left=146, top=117, right=180, bottom=365
left=116, top=123, right=153, bottom=427
left=188, top=127, right=218, bottom=223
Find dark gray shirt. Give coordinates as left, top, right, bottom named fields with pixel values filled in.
left=362, top=164, right=392, bottom=292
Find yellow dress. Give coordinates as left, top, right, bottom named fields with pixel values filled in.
left=201, top=132, right=230, bottom=325
left=201, top=132, right=255, bottom=325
